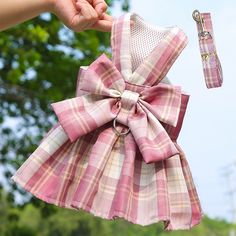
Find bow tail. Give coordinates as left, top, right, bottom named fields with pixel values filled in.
left=51, top=95, right=119, bottom=142
left=128, top=104, right=180, bottom=164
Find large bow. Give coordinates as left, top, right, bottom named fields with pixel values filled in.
left=51, top=54, right=182, bottom=163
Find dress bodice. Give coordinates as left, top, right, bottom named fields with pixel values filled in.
left=111, top=12, right=189, bottom=87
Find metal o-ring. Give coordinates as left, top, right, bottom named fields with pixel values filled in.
left=112, top=118, right=130, bottom=136
left=192, top=9, right=201, bottom=22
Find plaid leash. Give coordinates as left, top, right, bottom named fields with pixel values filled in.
left=192, top=10, right=223, bottom=88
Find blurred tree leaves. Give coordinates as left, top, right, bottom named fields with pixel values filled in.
left=0, top=187, right=236, bottom=236
left=0, top=0, right=128, bottom=197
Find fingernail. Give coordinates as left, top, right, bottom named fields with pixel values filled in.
left=97, top=6, right=104, bottom=15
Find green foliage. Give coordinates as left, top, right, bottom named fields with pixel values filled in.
left=0, top=1, right=129, bottom=196
left=0, top=188, right=236, bottom=236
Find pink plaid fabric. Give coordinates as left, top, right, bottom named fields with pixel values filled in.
left=11, top=12, right=203, bottom=230
left=194, top=12, right=223, bottom=88
left=51, top=53, right=183, bottom=164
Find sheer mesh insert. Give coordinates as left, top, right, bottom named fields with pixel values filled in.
left=130, top=15, right=172, bottom=84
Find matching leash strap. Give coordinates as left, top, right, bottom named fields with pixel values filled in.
left=192, top=10, right=223, bottom=88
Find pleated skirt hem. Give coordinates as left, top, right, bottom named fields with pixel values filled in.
left=10, top=175, right=204, bottom=231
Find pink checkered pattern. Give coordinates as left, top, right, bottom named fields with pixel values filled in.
left=51, top=53, right=183, bottom=164
left=195, top=12, right=223, bottom=88
left=11, top=12, right=203, bottom=230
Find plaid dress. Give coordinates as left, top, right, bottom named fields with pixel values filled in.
left=11, top=12, right=203, bottom=230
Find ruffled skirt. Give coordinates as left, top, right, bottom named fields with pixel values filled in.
left=11, top=121, right=203, bottom=230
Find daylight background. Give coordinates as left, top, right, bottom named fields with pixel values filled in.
left=0, top=0, right=236, bottom=235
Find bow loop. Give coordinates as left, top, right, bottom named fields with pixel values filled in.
left=79, top=53, right=125, bottom=97
left=51, top=53, right=182, bottom=163
left=138, top=83, right=182, bottom=127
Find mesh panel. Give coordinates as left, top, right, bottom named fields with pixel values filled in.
left=130, top=15, right=173, bottom=84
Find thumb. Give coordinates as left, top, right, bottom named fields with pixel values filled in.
left=92, top=0, right=108, bottom=15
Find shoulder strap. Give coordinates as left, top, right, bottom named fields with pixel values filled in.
left=111, top=12, right=188, bottom=86
left=131, top=27, right=188, bottom=86
left=111, top=12, right=133, bottom=80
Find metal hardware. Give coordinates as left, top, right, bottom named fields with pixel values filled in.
left=199, top=31, right=211, bottom=38
left=201, top=51, right=216, bottom=61
left=192, top=9, right=202, bottom=23
left=192, top=9, right=211, bottom=39
left=113, top=118, right=130, bottom=136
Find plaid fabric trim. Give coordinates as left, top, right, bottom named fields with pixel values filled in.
left=162, top=93, right=190, bottom=141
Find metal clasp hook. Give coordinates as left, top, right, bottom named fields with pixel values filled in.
left=192, top=9, right=211, bottom=39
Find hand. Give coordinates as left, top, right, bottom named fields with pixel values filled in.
left=51, top=0, right=113, bottom=32
left=0, top=0, right=113, bottom=32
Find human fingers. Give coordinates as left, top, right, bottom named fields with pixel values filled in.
left=101, top=12, right=113, bottom=22
left=92, top=0, right=108, bottom=16
left=74, top=0, right=99, bottom=30
left=89, top=19, right=112, bottom=31
left=88, top=12, right=113, bottom=31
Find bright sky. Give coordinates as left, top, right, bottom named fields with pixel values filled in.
left=112, top=0, right=236, bottom=222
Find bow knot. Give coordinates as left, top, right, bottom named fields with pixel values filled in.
left=51, top=53, right=183, bottom=163
left=120, top=90, right=140, bottom=109
left=115, top=90, right=140, bottom=126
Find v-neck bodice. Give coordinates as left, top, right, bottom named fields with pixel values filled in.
left=111, top=12, right=188, bottom=87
